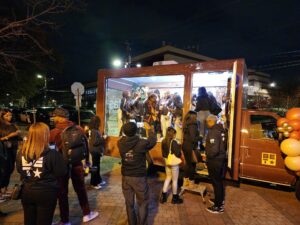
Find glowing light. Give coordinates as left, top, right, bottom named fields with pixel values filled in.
left=112, top=59, right=122, bottom=68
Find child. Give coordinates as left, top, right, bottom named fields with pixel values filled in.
left=160, top=126, right=183, bottom=204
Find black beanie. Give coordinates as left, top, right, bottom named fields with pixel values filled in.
left=122, top=122, right=137, bottom=137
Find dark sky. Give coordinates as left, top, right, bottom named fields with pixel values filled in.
left=50, top=0, right=300, bottom=86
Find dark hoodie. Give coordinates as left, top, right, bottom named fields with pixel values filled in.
left=118, top=131, right=157, bottom=177
left=182, top=121, right=200, bottom=152
left=205, top=124, right=227, bottom=160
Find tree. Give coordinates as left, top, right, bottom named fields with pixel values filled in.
left=0, top=0, right=85, bottom=104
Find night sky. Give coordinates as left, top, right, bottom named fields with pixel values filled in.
left=50, top=0, right=300, bottom=86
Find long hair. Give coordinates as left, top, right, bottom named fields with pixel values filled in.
left=22, top=122, right=49, bottom=161
left=89, top=116, right=101, bottom=130
left=162, top=127, right=176, bottom=151
left=183, top=111, right=198, bottom=130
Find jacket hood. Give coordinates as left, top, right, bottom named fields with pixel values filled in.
left=118, top=135, right=140, bottom=151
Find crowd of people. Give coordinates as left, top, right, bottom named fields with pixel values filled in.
left=0, top=86, right=228, bottom=224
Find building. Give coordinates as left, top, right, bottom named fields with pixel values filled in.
left=53, top=45, right=271, bottom=108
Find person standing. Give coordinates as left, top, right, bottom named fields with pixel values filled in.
left=88, top=116, right=106, bottom=189
left=118, top=122, right=157, bottom=225
left=0, top=109, right=20, bottom=195
left=16, top=122, right=67, bottom=225
left=195, top=87, right=211, bottom=138
left=159, top=91, right=172, bottom=138
left=160, top=126, right=183, bottom=204
left=182, top=110, right=200, bottom=188
left=50, top=108, right=98, bottom=225
left=205, top=115, right=227, bottom=214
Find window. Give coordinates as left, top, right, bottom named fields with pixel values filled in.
left=249, top=115, right=278, bottom=139
left=105, top=75, right=185, bottom=139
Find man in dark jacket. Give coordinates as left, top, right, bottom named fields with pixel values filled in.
left=50, top=108, right=98, bottom=224
left=118, top=122, right=157, bottom=225
left=205, top=114, right=227, bottom=214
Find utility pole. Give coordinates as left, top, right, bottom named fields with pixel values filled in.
left=125, top=41, right=131, bottom=68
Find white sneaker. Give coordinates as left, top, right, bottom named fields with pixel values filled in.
left=91, top=184, right=102, bottom=190
left=99, top=181, right=106, bottom=186
left=83, top=211, right=99, bottom=223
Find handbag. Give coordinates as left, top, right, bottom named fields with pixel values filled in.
left=166, top=140, right=182, bottom=166
left=11, top=181, right=24, bottom=200
left=11, top=159, right=36, bottom=200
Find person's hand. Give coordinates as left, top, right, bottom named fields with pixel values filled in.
left=103, top=134, right=107, bottom=139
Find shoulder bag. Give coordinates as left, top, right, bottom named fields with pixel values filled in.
left=166, top=140, right=182, bottom=166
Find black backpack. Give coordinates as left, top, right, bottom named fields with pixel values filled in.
left=61, top=125, right=87, bottom=164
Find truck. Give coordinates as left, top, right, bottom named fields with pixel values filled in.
left=96, top=58, right=300, bottom=199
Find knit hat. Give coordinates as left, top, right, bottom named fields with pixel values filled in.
left=122, top=122, right=137, bottom=137
left=52, top=107, right=69, bottom=118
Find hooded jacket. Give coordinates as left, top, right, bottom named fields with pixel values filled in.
left=118, top=131, right=156, bottom=177
left=205, top=124, right=227, bottom=160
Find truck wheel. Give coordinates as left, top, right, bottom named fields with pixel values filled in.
left=296, top=179, right=300, bottom=201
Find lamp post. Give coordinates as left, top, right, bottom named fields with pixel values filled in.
left=37, top=74, right=54, bottom=106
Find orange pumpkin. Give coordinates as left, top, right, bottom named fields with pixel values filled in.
left=277, top=117, right=289, bottom=127
left=288, top=119, right=300, bottom=131
left=290, top=131, right=300, bottom=140
left=286, top=108, right=300, bottom=121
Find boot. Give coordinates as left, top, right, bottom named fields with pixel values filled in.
left=183, top=178, right=190, bottom=188
left=172, top=194, right=183, bottom=204
left=160, top=192, right=167, bottom=204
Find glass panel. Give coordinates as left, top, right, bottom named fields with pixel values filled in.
left=105, top=75, right=185, bottom=141
left=192, top=71, right=233, bottom=136
left=249, top=115, right=278, bottom=140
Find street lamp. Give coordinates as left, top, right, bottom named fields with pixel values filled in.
left=269, top=82, right=276, bottom=88
left=36, top=74, right=54, bottom=106
left=112, top=59, right=122, bottom=68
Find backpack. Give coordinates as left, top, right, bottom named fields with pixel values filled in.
left=61, top=125, right=87, bottom=164
left=209, top=98, right=222, bottom=115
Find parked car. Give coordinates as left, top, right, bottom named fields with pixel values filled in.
left=20, top=107, right=55, bottom=124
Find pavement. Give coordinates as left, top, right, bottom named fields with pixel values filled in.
left=1, top=156, right=300, bottom=225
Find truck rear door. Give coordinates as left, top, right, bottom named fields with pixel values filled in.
left=240, top=110, right=295, bottom=185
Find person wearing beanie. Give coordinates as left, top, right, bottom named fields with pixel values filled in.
left=50, top=107, right=99, bottom=224
left=118, top=122, right=157, bottom=225
left=204, top=114, right=227, bottom=214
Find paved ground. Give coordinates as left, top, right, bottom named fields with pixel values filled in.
left=1, top=156, right=300, bottom=225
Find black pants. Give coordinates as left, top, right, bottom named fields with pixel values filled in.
left=90, top=151, right=102, bottom=186
left=183, top=149, right=196, bottom=180
left=21, top=188, right=57, bottom=225
left=207, top=158, right=226, bottom=207
left=122, top=176, right=149, bottom=225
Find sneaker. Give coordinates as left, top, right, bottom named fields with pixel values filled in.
left=206, top=206, right=224, bottom=214
left=99, top=181, right=106, bottom=186
left=91, top=184, right=102, bottom=190
left=208, top=199, right=225, bottom=208
left=0, top=197, right=6, bottom=203
left=83, top=211, right=99, bottom=223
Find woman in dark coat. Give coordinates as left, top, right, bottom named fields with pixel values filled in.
left=195, top=87, right=211, bottom=137
left=88, top=116, right=106, bottom=189
left=182, top=110, right=200, bottom=187
left=0, top=109, right=20, bottom=195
